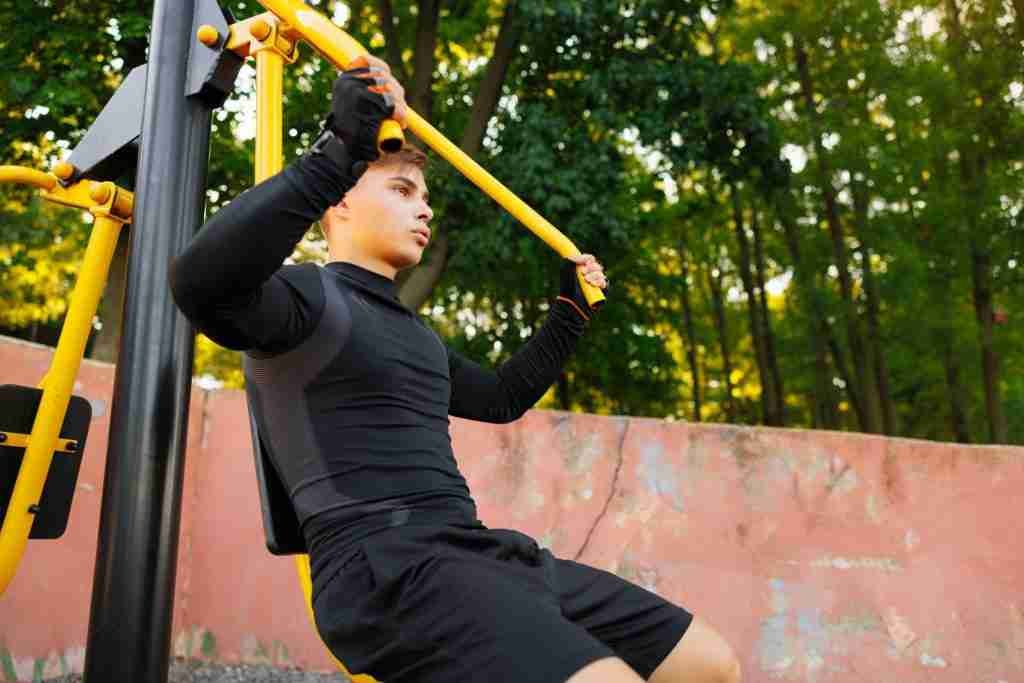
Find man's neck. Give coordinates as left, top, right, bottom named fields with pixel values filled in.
left=327, top=248, right=398, bottom=280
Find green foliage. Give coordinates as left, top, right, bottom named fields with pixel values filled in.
left=1, top=0, right=1021, bottom=444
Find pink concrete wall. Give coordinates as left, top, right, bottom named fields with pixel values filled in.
left=1, top=335, right=1022, bottom=682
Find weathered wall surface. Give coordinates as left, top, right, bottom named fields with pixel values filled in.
left=1, top=335, right=1022, bottom=682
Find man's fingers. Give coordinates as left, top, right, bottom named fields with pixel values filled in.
left=571, top=254, right=608, bottom=289
left=349, top=53, right=391, bottom=73
left=392, top=99, right=408, bottom=124
left=361, top=53, right=392, bottom=73
left=352, top=67, right=408, bottom=123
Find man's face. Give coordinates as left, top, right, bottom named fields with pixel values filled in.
left=325, top=162, right=433, bottom=275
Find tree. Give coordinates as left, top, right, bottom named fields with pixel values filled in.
left=3, top=0, right=1021, bottom=444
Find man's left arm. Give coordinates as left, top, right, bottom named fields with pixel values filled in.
left=447, top=256, right=608, bottom=423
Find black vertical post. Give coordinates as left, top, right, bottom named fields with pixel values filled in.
left=83, top=0, right=211, bottom=680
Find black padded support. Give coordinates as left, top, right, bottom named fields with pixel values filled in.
left=245, top=393, right=306, bottom=555
left=0, top=384, right=91, bottom=539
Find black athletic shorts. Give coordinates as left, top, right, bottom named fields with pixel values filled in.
left=312, top=521, right=694, bottom=682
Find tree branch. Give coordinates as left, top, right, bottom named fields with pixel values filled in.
left=409, top=0, right=442, bottom=121
left=397, top=0, right=524, bottom=310
left=376, top=0, right=409, bottom=82
left=459, top=0, right=523, bottom=155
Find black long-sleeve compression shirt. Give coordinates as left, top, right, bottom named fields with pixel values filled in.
left=169, top=149, right=587, bottom=588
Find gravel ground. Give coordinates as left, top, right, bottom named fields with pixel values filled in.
left=44, top=658, right=350, bottom=682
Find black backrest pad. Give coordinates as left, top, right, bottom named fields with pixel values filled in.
left=0, top=384, right=91, bottom=539
left=244, top=392, right=306, bottom=555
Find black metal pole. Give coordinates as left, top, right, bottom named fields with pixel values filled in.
left=83, top=1, right=211, bottom=680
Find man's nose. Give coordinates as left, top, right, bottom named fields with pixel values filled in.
left=418, top=200, right=433, bottom=222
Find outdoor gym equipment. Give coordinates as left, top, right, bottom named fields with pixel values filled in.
left=0, top=170, right=133, bottom=596
left=1, top=1, right=603, bottom=681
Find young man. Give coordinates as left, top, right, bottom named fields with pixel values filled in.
left=170, top=55, right=740, bottom=683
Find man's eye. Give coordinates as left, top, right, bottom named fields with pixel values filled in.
left=395, top=186, right=410, bottom=196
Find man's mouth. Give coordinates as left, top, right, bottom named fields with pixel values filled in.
left=412, top=226, right=431, bottom=243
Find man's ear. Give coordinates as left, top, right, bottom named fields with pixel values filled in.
left=324, top=198, right=349, bottom=224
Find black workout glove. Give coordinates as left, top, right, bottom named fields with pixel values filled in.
left=557, top=259, right=596, bottom=322
left=323, top=67, right=396, bottom=174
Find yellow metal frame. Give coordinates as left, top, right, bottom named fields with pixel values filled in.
left=0, top=432, right=79, bottom=454
left=0, top=168, right=133, bottom=597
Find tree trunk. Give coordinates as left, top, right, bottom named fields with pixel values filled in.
left=906, top=151, right=972, bottom=444
left=556, top=371, right=571, bottom=411
left=812, top=325, right=840, bottom=429
left=774, top=190, right=863, bottom=427
left=851, top=180, right=897, bottom=435
left=680, top=247, right=702, bottom=422
left=706, top=263, right=735, bottom=421
left=457, top=0, right=523, bottom=160
left=858, top=240, right=896, bottom=435
left=944, top=0, right=1007, bottom=443
left=397, top=0, right=523, bottom=311
left=751, top=206, right=785, bottom=425
left=729, top=184, right=771, bottom=424
left=1013, top=0, right=1024, bottom=44
left=792, top=37, right=880, bottom=433
left=969, top=231, right=1008, bottom=442
left=941, top=335, right=971, bottom=443
left=377, top=0, right=411, bottom=82
left=409, top=0, right=441, bottom=119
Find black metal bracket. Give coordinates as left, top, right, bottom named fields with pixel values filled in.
left=187, top=0, right=243, bottom=107
left=65, top=64, right=148, bottom=184
left=63, top=0, right=241, bottom=184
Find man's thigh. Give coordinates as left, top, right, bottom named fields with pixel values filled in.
left=553, top=557, right=694, bottom=680
left=316, top=526, right=616, bottom=683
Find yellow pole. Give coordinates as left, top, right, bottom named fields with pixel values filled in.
left=250, top=40, right=373, bottom=683
left=0, top=206, right=126, bottom=596
left=256, top=49, right=285, bottom=183
left=405, top=109, right=588, bottom=259
left=255, top=0, right=604, bottom=309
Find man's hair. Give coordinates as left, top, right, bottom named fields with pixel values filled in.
left=373, top=142, right=428, bottom=170
left=318, top=142, right=430, bottom=238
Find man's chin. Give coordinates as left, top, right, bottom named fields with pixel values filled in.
left=392, top=251, right=424, bottom=272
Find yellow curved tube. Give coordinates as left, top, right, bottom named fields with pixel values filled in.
left=0, top=166, right=57, bottom=192
left=256, top=0, right=604, bottom=308
left=0, top=206, right=126, bottom=596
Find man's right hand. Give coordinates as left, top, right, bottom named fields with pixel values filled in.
left=327, top=55, right=407, bottom=164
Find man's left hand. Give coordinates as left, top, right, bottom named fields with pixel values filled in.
left=569, top=253, right=609, bottom=291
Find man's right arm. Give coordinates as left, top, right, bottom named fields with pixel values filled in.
left=169, top=151, right=357, bottom=353
left=170, top=61, right=400, bottom=353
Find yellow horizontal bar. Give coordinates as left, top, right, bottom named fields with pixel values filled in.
left=43, top=180, right=104, bottom=213
left=254, top=0, right=604, bottom=308
left=0, top=166, right=57, bottom=192
left=0, top=168, right=133, bottom=219
left=255, top=1, right=365, bottom=65
left=0, top=432, right=78, bottom=455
